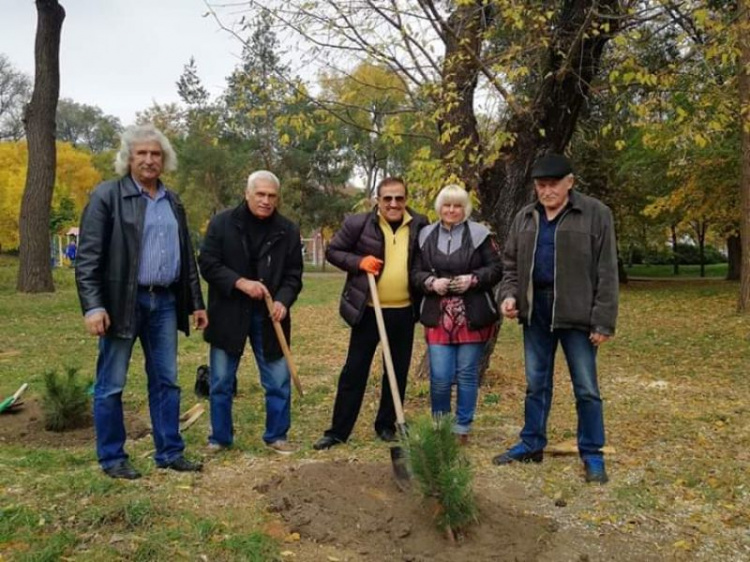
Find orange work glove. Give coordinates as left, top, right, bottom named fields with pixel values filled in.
left=359, top=255, right=384, bottom=275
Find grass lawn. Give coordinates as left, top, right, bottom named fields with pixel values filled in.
left=1, top=255, right=749, bottom=560
left=626, top=263, right=728, bottom=278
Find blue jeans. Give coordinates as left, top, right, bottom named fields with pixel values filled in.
left=209, top=309, right=291, bottom=446
left=519, top=289, right=605, bottom=459
left=428, top=343, right=485, bottom=435
left=94, top=289, right=184, bottom=469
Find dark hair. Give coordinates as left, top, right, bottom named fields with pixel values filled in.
left=376, top=176, right=408, bottom=197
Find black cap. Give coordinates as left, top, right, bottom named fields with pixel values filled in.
left=531, top=154, right=573, bottom=179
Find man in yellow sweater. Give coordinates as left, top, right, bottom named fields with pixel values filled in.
left=314, top=177, right=428, bottom=449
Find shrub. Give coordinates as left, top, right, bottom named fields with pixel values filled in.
left=405, top=414, right=477, bottom=540
left=42, top=367, right=92, bottom=431
left=629, top=243, right=727, bottom=266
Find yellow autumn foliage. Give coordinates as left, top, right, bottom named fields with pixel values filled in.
left=0, top=141, right=102, bottom=250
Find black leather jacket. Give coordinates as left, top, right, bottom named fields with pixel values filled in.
left=75, top=176, right=205, bottom=338
left=326, top=207, right=428, bottom=327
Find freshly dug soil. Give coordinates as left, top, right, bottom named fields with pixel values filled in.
left=0, top=398, right=149, bottom=448
left=257, top=460, right=662, bottom=561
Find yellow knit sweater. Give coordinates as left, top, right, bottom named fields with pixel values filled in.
left=375, top=210, right=413, bottom=308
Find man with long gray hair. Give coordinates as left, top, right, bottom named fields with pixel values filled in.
left=199, top=171, right=303, bottom=455
left=76, top=123, right=208, bottom=479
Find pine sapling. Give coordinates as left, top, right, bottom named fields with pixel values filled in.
left=42, top=367, right=92, bottom=431
left=405, top=414, right=477, bottom=540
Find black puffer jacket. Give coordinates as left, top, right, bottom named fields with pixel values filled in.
left=75, top=176, right=205, bottom=338
left=326, top=208, right=428, bottom=327
left=199, top=203, right=303, bottom=358
left=411, top=221, right=502, bottom=330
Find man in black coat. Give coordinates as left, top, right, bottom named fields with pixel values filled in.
left=313, top=177, right=428, bottom=450
left=199, top=171, right=303, bottom=455
left=76, top=124, right=207, bottom=479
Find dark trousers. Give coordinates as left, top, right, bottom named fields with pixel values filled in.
left=325, top=306, right=415, bottom=441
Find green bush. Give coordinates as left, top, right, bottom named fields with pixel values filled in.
left=405, top=414, right=477, bottom=537
left=42, top=367, right=92, bottom=432
left=628, top=243, right=727, bottom=266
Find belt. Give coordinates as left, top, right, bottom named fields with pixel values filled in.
left=138, top=284, right=173, bottom=294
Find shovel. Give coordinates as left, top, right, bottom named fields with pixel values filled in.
left=264, top=293, right=304, bottom=397
left=367, top=273, right=411, bottom=490
left=0, top=383, right=29, bottom=414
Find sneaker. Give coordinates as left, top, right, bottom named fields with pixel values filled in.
left=206, top=442, right=230, bottom=455
left=491, top=443, right=543, bottom=465
left=267, top=440, right=297, bottom=455
left=583, top=457, right=609, bottom=484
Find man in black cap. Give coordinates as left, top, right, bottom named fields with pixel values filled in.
left=491, top=153, right=618, bottom=484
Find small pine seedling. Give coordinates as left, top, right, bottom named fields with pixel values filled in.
left=405, top=414, right=477, bottom=539
left=42, top=367, right=92, bottom=431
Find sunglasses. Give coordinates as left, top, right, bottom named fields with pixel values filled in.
left=380, top=195, right=406, bottom=203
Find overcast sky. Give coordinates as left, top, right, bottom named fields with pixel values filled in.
left=0, top=0, right=242, bottom=125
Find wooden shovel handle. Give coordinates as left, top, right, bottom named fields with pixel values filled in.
left=264, top=293, right=304, bottom=397
left=367, top=273, right=406, bottom=425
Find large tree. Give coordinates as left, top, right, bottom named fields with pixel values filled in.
left=208, top=0, right=627, bottom=241
left=17, top=0, right=65, bottom=293
left=0, top=54, right=32, bottom=140
left=56, top=98, right=122, bottom=152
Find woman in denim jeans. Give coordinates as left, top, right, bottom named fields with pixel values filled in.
left=411, top=185, right=502, bottom=444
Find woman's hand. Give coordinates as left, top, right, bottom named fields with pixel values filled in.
left=432, top=278, right=452, bottom=295
left=449, top=274, right=474, bottom=294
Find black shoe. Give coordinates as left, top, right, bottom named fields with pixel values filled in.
left=313, top=435, right=343, bottom=450
left=159, top=457, right=203, bottom=472
left=491, top=446, right=544, bottom=466
left=376, top=428, right=397, bottom=443
left=103, top=461, right=141, bottom=480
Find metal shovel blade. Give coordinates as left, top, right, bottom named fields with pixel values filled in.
left=391, top=422, right=411, bottom=491
left=390, top=446, right=411, bottom=491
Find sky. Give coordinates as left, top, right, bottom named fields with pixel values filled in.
left=0, top=0, right=243, bottom=125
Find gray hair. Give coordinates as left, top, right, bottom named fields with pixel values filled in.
left=246, top=170, right=281, bottom=192
left=113, top=124, right=177, bottom=176
left=434, top=184, right=472, bottom=220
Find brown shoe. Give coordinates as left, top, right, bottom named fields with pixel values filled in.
left=266, top=440, right=297, bottom=455
left=456, top=434, right=469, bottom=446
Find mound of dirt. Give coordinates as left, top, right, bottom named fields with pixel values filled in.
left=0, top=398, right=149, bottom=448
left=258, top=460, right=556, bottom=561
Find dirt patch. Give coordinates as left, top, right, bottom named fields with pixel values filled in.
left=256, top=460, right=664, bottom=562
left=0, top=398, right=150, bottom=448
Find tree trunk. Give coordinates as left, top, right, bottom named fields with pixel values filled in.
left=727, top=235, right=741, bottom=281
left=671, top=224, right=679, bottom=276
left=618, top=256, right=628, bottom=284
left=698, top=223, right=706, bottom=278
left=740, top=0, right=750, bottom=311
left=16, top=0, right=65, bottom=293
